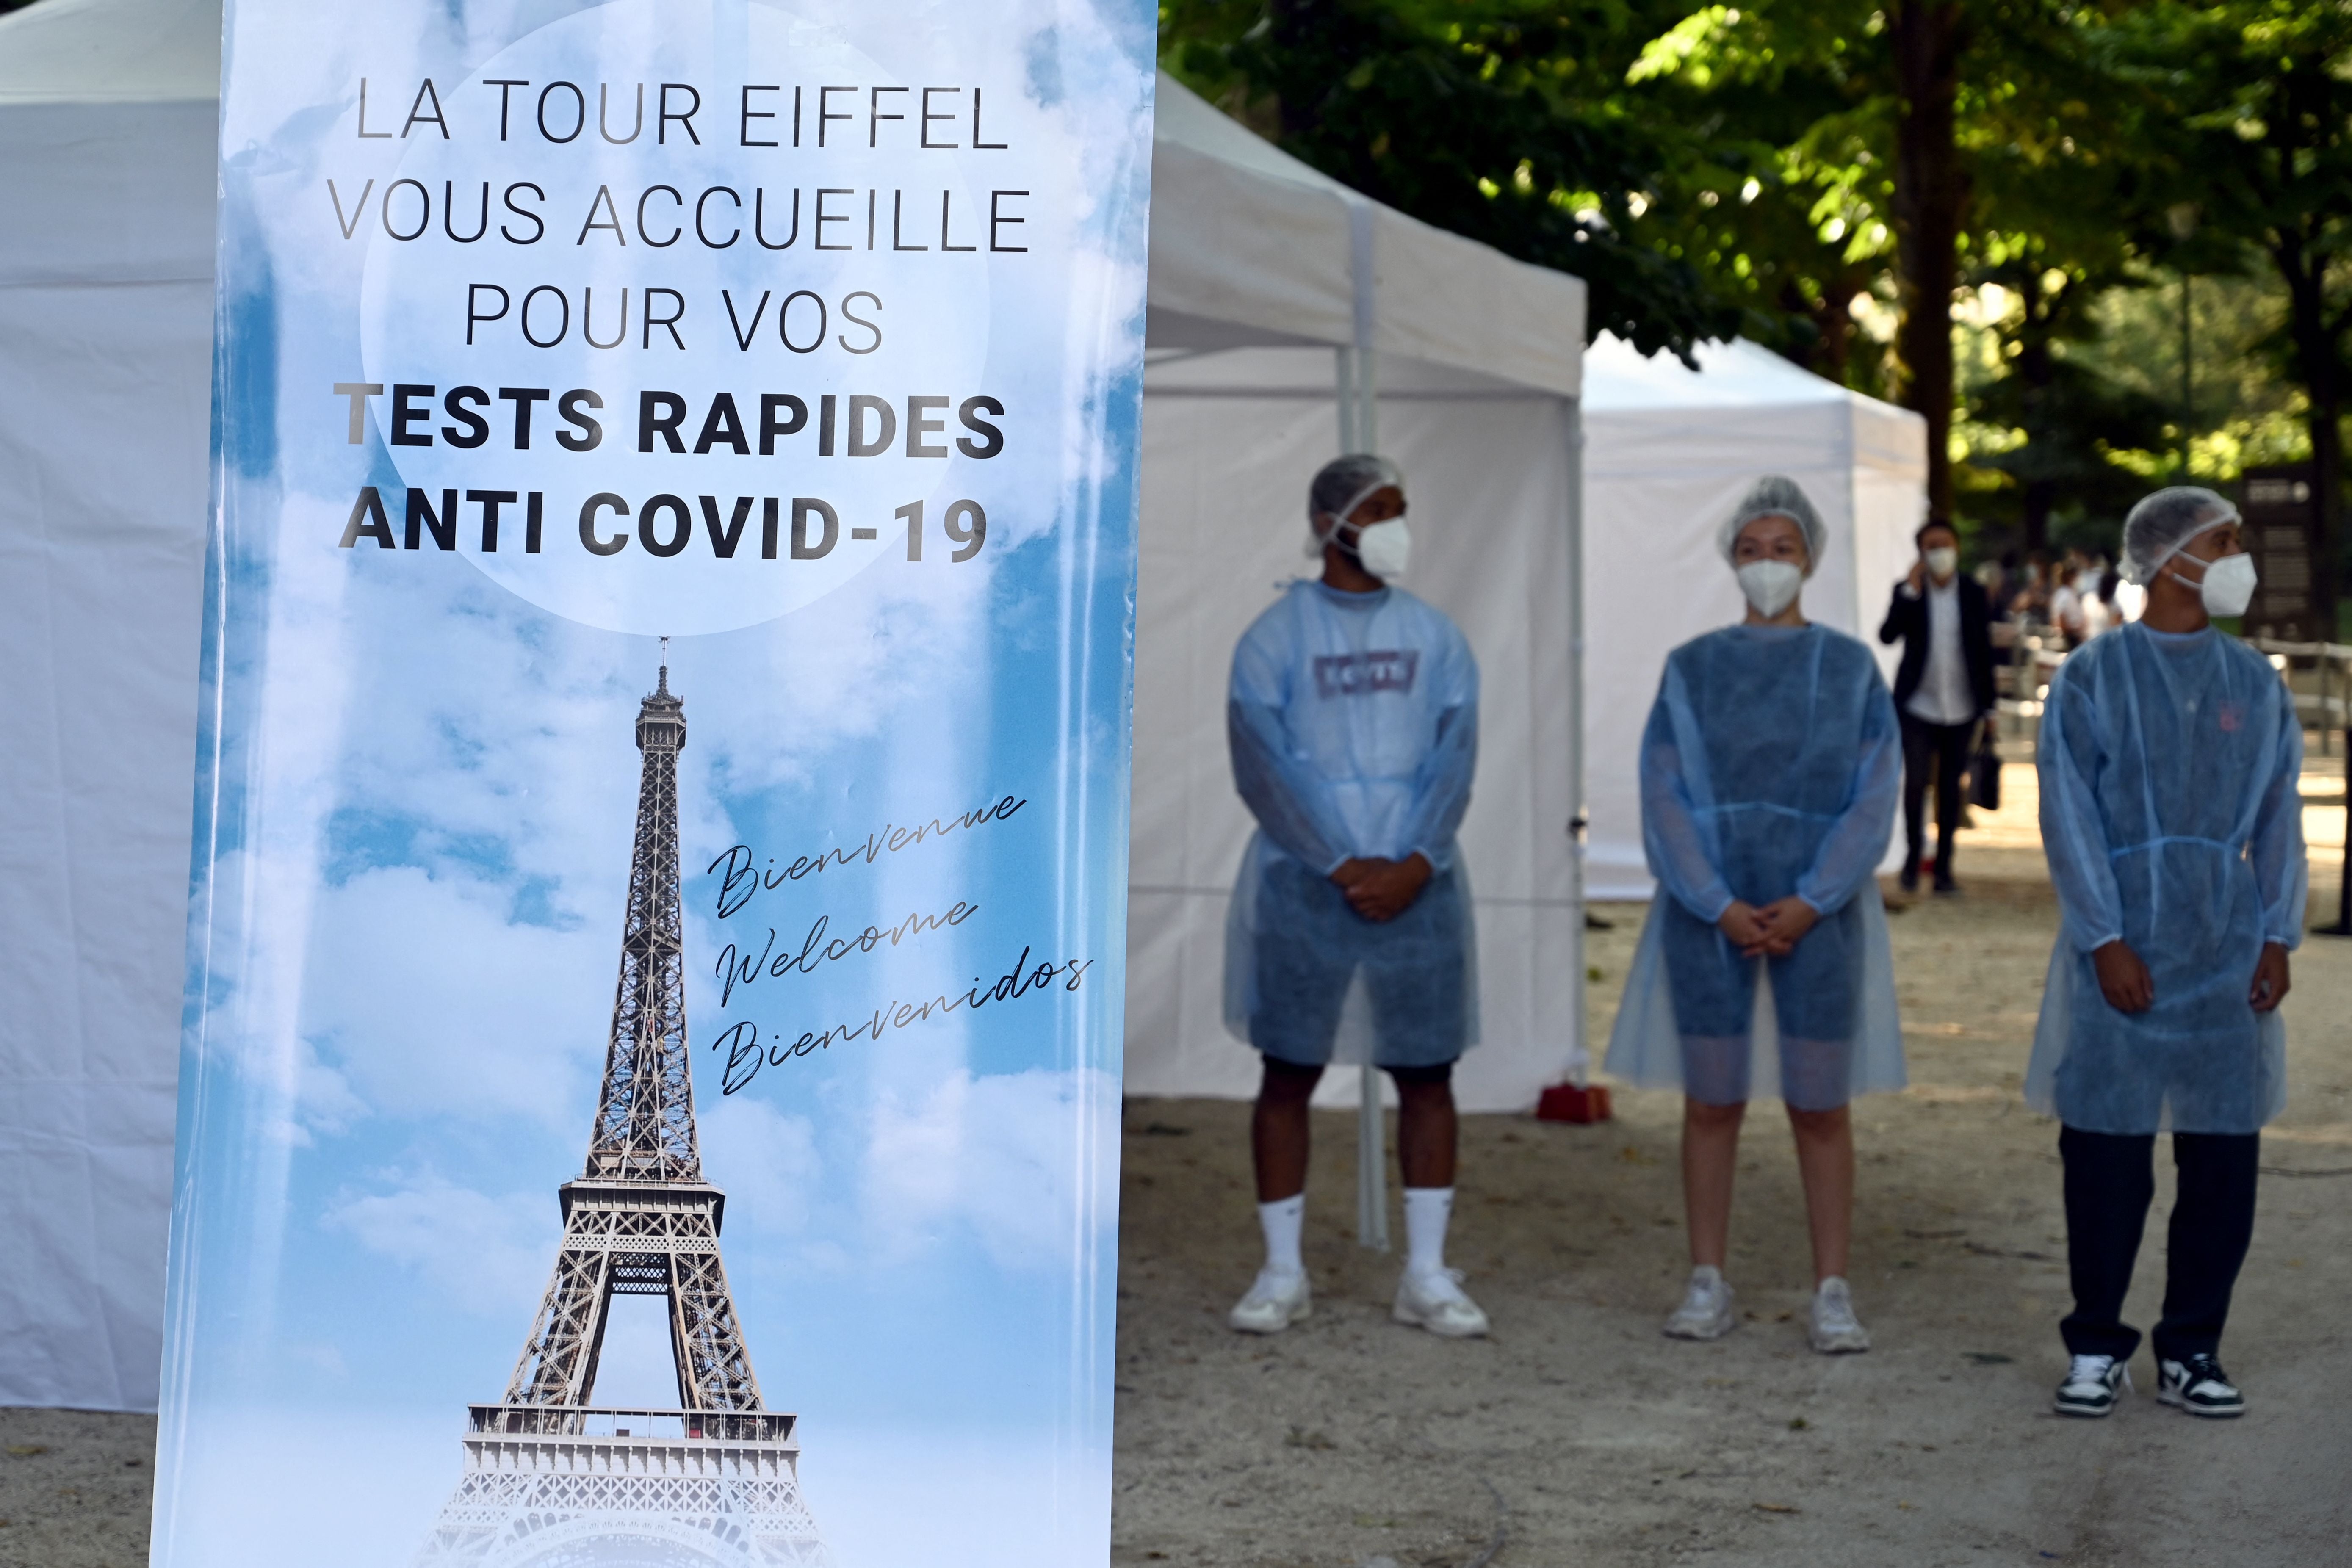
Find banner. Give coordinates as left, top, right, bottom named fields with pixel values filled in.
left=158, top=5, right=1152, bottom=1566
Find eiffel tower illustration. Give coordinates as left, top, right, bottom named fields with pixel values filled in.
left=418, top=653, right=827, bottom=1568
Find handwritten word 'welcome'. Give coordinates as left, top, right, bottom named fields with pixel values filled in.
left=716, top=902, right=977, bottom=1007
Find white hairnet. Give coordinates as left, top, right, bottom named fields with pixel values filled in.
left=2121, top=486, right=2240, bottom=586
left=1716, top=475, right=1827, bottom=572
left=1305, top=453, right=1405, bottom=556
left=1309, top=453, right=1404, bottom=523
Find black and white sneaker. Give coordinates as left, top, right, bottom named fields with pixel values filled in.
left=2158, top=1355, right=2246, bottom=1419
left=2053, top=1353, right=2131, bottom=1418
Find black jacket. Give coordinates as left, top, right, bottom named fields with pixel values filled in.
left=1877, top=575, right=1997, bottom=719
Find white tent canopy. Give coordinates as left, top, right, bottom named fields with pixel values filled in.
left=0, top=3, right=1597, bottom=1408
left=1147, top=77, right=1580, bottom=397
left=1579, top=333, right=1928, bottom=899
left=1128, top=75, right=1589, bottom=1118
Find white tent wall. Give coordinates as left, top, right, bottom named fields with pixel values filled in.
left=0, top=0, right=221, bottom=1413
left=1580, top=336, right=1928, bottom=900
left=1126, top=350, right=1582, bottom=1115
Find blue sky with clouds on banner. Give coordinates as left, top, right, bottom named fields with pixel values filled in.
left=165, top=4, right=1153, bottom=1557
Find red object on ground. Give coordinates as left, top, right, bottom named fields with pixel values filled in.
left=1536, top=1083, right=1613, bottom=1124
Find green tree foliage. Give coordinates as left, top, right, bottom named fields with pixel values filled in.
left=1159, top=0, right=1743, bottom=359
left=1616, top=4, right=1897, bottom=386
left=1156, top=1, right=2330, bottom=580
left=2084, top=0, right=2352, bottom=620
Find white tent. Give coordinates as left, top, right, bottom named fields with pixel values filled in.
left=1128, top=80, right=1588, bottom=1118
left=0, top=2, right=1594, bottom=1409
left=0, top=0, right=220, bottom=1414
left=1578, top=333, right=1929, bottom=899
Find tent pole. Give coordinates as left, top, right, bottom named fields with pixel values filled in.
left=1334, top=347, right=1357, bottom=452
left=1565, top=401, right=1589, bottom=1084
left=1333, top=346, right=1379, bottom=456
left=1336, top=344, right=1390, bottom=1250
left=1341, top=193, right=1393, bottom=1249
left=1356, top=1064, right=1390, bottom=1251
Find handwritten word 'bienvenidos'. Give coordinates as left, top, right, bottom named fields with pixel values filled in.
left=711, top=945, right=1091, bottom=1095
left=716, top=902, right=977, bottom=1007
left=707, top=794, right=1026, bottom=919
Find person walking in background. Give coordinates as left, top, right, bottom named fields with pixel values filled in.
left=1879, top=517, right=1997, bottom=896
left=2012, top=550, right=2054, bottom=624
left=1606, top=476, right=1907, bottom=1356
left=1221, top=454, right=1488, bottom=1340
left=2032, top=487, right=2306, bottom=1421
left=2050, top=548, right=2092, bottom=644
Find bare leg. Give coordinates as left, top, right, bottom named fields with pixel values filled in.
left=1786, top=1103, right=1855, bottom=1283
left=1394, top=1079, right=1458, bottom=1189
left=1681, top=1096, right=1747, bottom=1269
left=1251, top=1057, right=1324, bottom=1202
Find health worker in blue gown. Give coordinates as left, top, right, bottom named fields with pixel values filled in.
left=2036, top=487, right=2305, bottom=1424
left=1220, top=454, right=1487, bottom=1342
left=1606, top=475, right=1906, bottom=1357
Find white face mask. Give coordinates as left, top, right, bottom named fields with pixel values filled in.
left=1346, top=518, right=1411, bottom=581
left=1737, top=559, right=1804, bottom=618
left=2174, top=550, right=2257, bottom=618
left=1923, top=546, right=1958, bottom=580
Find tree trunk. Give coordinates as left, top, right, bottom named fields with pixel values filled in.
left=1269, top=0, right=1332, bottom=138
left=1777, top=279, right=1860, bottom=383
left=2277, top=227, right=2342, bottom=639
left=2021, top=481, right=2055, bottom=553
left=1886, top=0, right=1970, bottom=523
left=2017, top=281, right=2058, bottom=553
left=2298, top=307, right=2343, bottom=641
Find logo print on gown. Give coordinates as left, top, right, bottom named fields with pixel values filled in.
left=1312, top=650, right=1420, bottom=698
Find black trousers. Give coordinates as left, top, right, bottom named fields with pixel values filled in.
left=2059, top=1125, right=2259, bottom=1363
left=1898, top=712, right=1973, bottom=875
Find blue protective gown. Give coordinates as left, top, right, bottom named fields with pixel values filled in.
left=2028, top=624, right=2306, bottom=1134
left=1605, top=624, right=1907, bottom=1108
left=1223, top=581, right=1480, bottom=1067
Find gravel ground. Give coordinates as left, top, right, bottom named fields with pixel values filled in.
left=0, top=1408, right=155, bottom=1568
left=1109, top=858, right=2352, bottom=1568
left=8, top=769, right=2349, bottom=1568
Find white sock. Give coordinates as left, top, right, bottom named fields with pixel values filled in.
left=1257, top=1195, right=1305, bottom=1279
left=1403, top=1186, right=1453, bottom=1280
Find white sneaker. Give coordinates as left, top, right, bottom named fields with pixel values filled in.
left=1663, top=1265, right=1737, bottom=1340
left=2054, top=1353, right=2131, bottom=1418
left=1808, top=1276, right=1871, bottom=1354
left=2157, top=1354, right=2245, bottom=1419
left=1392, top=1267, right=1490, bottom=1338
left=1228, top=1268, right=1311, bottom=1334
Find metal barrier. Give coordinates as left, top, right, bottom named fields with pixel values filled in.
left=2247, top=637, right=2352, bottom=935
left=2244, top=637, right=2352, bottom=757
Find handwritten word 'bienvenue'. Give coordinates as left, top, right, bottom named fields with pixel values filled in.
left=707, top=794, right=1026, bottom=919
left=716, top=902, right=977, bottom=1007
left=711, top=945, right=1092, bottom=1095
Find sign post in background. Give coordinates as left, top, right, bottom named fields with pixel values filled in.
left=160, top=5, right=1153, bottom=1565
left=2241, top=463, right=2324, bottom=643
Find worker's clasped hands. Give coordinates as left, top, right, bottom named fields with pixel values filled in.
left=1717, top=896, right=1820, bottom=958
left=2091, top=938, right=2291, bottom=1015
left=1331, top=853, right=1434, bottom=923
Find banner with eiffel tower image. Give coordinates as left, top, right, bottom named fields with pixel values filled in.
left=157, top=5, right=1151, bottom=1566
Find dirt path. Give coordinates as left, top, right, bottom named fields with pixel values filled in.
left=1112, top=846, right=2352, bottom=1568
left=0, top=1408, right=153, bottom=1568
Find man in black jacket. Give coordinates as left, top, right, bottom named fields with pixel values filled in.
left=1878, top=518, right=1998, bottom=894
